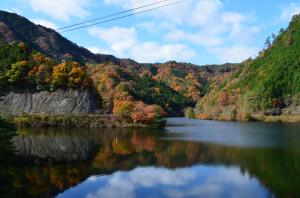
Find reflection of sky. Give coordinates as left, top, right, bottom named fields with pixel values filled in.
left=165, top=118, right=300, bottom=148
left=57, top=165, right=271, bottom=198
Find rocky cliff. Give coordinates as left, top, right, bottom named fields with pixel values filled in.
left=0, top=89, right=101, bottom=115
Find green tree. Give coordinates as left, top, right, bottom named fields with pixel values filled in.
left=6, top=61, right=30, bottom=84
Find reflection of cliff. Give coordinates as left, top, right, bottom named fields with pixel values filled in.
left=14, top=134, right=100, bottom=162
left=8, top=128, right=300, bottom=198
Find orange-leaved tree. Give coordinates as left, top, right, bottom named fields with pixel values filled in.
left=131, top=102, right=165, bottom=123
left=113, top=91, right=135, bottom=117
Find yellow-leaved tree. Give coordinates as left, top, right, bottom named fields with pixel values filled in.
left=51, top=61, right=86, bottom=89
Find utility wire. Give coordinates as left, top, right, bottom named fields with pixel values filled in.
left=0, top=0, right=189, bottom=45
left=56, top=0, right=169, bottom=31
left=60, top=0, right=188, bottom=33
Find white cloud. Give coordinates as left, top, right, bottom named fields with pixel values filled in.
left=162, top=0, right=260, bottom=63
left=87, top=46, right=112, bottom=55
left=165, top=30, right=223, bottom=47
left=88, top=26, right=196, bottom=63
left=22, top=0, right=93, bottom=21
left=66, top=165, right=271, bottom=198
left=85, top=167, right=196, bottom=198
left=209, top=45, right=259, bottom=63
left=130, top=42, right=196, bottom=63
left=280, top=2, right=300, bottom=21
left=185, top=1, right=259, bottom=42
left=188, top=0, right=223, bottom=27
left=89, top=27, right=137, bottom=55
left=31, top=19, right=58, bottom=29
left=138, top=21, right=176, bottom=34
left=129, top=167, right=196, bottom=187
left=22, top=0, right=259, bottom=63
left=104, top=0, right=192, bottom=24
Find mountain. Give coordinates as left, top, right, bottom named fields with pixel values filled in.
left=1, top=10, right=298, bottom=122
left=0, top=10, right=239, bottom=117
left=0, top=10, right=117, bottom=64
left=192, top=14, right=300, bottom=122
left=0, top=10, right=237, bottom=71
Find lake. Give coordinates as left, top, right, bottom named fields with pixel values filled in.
left=1, top=118, right=300, bottom=198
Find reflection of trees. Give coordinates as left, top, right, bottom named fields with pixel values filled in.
left=7, top=128, right=300, bottom=198
left=0, top=117, right=17, bottom=198
left=93, top=131, right=300, bottom=198
left=0, top=118, right=16, bottom=163
left=9, top=163, right=92, bottom=198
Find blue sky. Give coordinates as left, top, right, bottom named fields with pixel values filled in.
left=1, top=0, right=300, bottom=65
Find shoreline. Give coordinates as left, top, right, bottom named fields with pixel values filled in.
left=4, top=114, right=166, bottom=129
left=187, top=114, right=300, bottom=123
left=250, top=114, right=300, bottom=123
left=194, top=116, right=300, bottom=123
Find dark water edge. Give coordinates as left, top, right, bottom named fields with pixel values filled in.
left=1, top=118, right=300, bottom=198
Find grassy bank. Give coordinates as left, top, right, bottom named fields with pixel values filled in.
left=191, top=113, right=300, bottom=123
left=251, top=113, right=300, bottom=123
left=187, top=108, right=300, bottom=123
left=3, top=114, right=166, bottom=128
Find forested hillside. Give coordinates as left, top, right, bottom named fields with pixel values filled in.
left=0, top=41, right=235, bottom=124
left=1, top=10, right=299, bottom=123
left=192, top=14, right=300, bottom=121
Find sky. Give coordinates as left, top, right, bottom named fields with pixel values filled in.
left=1, top=0, right=300, bottom=65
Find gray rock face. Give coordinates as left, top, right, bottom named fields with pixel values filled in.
left=282, top=105, right=300, bottom=115
left=0, top=89, right=101, bottom=115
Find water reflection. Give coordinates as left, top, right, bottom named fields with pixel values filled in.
left=14, top=128, right=101, bottom=161
left=166, top=118, right=300, bottom=148
left=58, top=166, right=271, bottom=198
left=0, top=118, right=17, bottom=198
left=1, top=118, right=300, bottom=198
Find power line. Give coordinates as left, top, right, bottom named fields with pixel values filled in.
left=0, top=0, right=189, bottom=46
left=60, top=0, right=188, bottom=33
left=57, top=0, right=169, bottom=31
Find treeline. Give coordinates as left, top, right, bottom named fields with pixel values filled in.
left=0, top=43, right=91, bottom=92
left=131, top=75, right=194, bottom=113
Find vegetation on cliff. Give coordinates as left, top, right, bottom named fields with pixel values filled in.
left=0, top=43, right=90, bottom=92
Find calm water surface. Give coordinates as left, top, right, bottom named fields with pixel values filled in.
left=1, top=118, right=300, bottom=198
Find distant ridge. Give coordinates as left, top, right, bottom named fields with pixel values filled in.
left=0, top=10, right=118, bottom=64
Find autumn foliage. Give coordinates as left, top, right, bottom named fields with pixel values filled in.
left=131, top=102, right=166, bottom=123
left=0, top=43, right=90, bottom=91
left=52, top=62, right=85, bottom=88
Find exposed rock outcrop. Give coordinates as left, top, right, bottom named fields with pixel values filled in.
left=0, top=89, right=101, bottom=115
